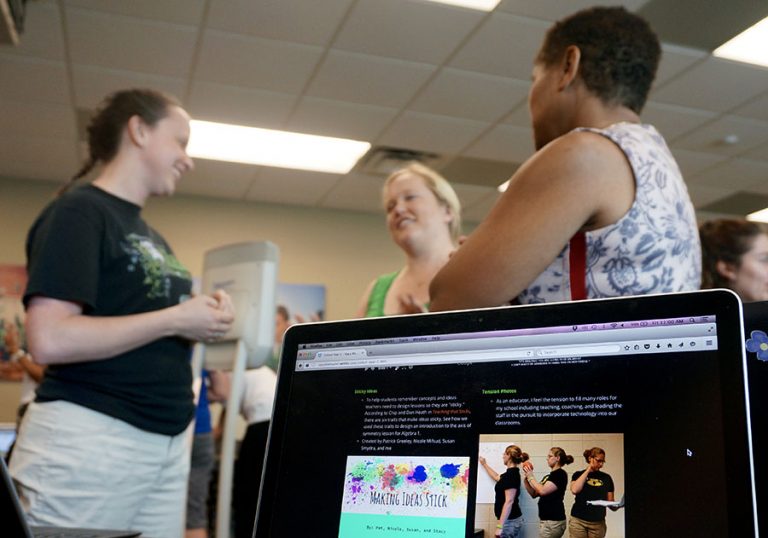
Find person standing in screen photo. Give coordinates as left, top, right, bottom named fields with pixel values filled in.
left=522, top=447, right=574, bottom=538
left=479, top=445, right=529, bottom=538
left=569, top=447, right=616, bottom=538
left=356, top=162, right=461, bottom=317
left=9, top=88, right=234, bottom=538
left=430, top=6, right=701, bottom=311
left=699, top=218, right=768, bottom=302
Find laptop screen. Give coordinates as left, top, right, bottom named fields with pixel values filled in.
left=256, top=290, right=757, bottom=537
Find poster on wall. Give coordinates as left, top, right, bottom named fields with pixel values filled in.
left=276, top=282, right=326, bottom=325
left=0, top=265, right=28, bottom=381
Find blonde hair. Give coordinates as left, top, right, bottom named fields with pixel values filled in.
left=382, top=162, right=462, bottom=243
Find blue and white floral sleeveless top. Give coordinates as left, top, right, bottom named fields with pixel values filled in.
left=517, top=122, right=701, bottom=304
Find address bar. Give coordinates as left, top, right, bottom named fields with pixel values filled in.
left=536, top=344, right=621, bottom=357
left=305, top=347, right=533, bottom=370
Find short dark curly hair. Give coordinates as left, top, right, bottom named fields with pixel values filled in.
left=537, top=6, right=660, bottom=114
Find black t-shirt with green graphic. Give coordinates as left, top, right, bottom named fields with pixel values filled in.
left=24, top=185, right=194, bottom=435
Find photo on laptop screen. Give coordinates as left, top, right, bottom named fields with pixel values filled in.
left=254, top=290, right=757, bottom=537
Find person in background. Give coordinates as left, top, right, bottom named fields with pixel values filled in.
left=3, top=322, right=45, bottom=428
left=233, top=366, right=277, bottom=538
left=430, top=6, right=700, bottom=311
left=480, top=445, right=529, bottom=538
left=700, top=218, right=768, bottom=302
left=10, top=88, right=234, bottom=538
left=186, top=369, right=229, bottom=538
left=522, top=447, right=574, bottom=538
left=569, top=447, right=616, bottom=538
left=356, top=162, right=461, bottom=317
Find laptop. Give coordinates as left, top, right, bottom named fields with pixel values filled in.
left=1, top=457, right=141, bottom=538
left=742, top=301, right=768, bottom=535
left=254, top=289, right=758, bottom=537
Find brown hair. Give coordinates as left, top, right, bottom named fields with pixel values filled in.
left=583, top=447, right=606, bottom=463
left=537, top=6, right=660, bottom=114
left=551, top=447, right=574, bottom=466
left=700, top=219, right=768, bottom=289
left=504, top=445, right=529, bottom=465
left=59, top=88, right=181, bottom=195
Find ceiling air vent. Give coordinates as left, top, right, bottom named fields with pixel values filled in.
left=355, top=146, right=440, bottom=177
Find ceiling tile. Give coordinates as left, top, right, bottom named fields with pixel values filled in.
left=497, top=0, right=650, bottom=21
left=440, top=156, right=518, bottom=188
left=409, top=68, right=529, bottom=122
left=7, top=1, right=65, bottom=61
left=306, top=50, right=436, bottom=108
left=65, top=8, right=197, bottom=78
left=463, top=123, right=534, bottom=163
left=650, top=56, right=768, bottom=112
left=71, top=65, right=187, bottom=108
left=672, top=115, right=768, bottom=157
left=245, top=168, right=341, bottom=206
left=0, top=98, right=77, bottom=138
left=334, top=0, right=483, bottom=64
left=670, top=148, right=728, bottom=178
left=188, top=82, right=295, bottom=130
left=0, top=54, right=70, bottom=104
left=743, top=141, right=768, bottom=163
left=685, top=184, right=733, bottom=209
left=732, top=92, right=768, bottom=123
left=501, top=102, right=531, bottom=127
left=206, top=0, right=353, bottom=47
left=653, top=43, right=707, bottom=88
left=177, top=159, right=258, bottom=199
left=377, top=112, right=488, bottom=155
left=641, top=101, right=717, bottom=141
left=689, top=158, right=768, bottom=190
left=451, top=183, right=498, bottom=209
left=287, top=97, right=398, bottom=141
left=462, top=192, right=500, bottom=223
left=449, top=12, right=549, bottom=79
left=318, top=172, right=385, bottom=213
left=195, top=30, right=323, bottom=94
left=64, top=0, right=205, bottom=25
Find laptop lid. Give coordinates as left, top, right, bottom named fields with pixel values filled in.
left=1, top=455, right=33, bottom=538
left=255, top=290, right=757, bottom=537
left=742, top=301, right=768, bottom=534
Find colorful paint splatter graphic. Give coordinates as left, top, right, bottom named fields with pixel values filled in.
left=341, top=455, right=469, bottom=518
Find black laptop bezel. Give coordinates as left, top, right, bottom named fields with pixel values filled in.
left=255, top=289, right=755, bottom=537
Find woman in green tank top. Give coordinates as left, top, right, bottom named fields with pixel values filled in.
left=356, top=163, right=462, bottom=318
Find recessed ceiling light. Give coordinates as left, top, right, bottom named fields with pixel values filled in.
left=187, top=120, right=371, bottom=174
left=713, top=15, right=768, bottom=68
left=747, top=207, right=768, bottom=223
left=421, top=0, right=501, bottom=11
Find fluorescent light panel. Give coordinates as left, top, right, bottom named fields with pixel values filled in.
left=187, top=120, right=371, bottom=174
left=421, top=0, right=501, bottom=11
left=713, top=15, right=768, bottom=68
left=747, top=208, right=768, bottom=223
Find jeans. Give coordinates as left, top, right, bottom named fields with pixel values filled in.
left=501, top=516, right=524, bottom=538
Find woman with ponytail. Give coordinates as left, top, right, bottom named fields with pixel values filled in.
left=569, top=447, right=616, bottom=538
left=522, top=447, right=574, bottom=537
left=9, top=89, right=234, bottom=538
left=480, top=445, right=529, bottom=537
